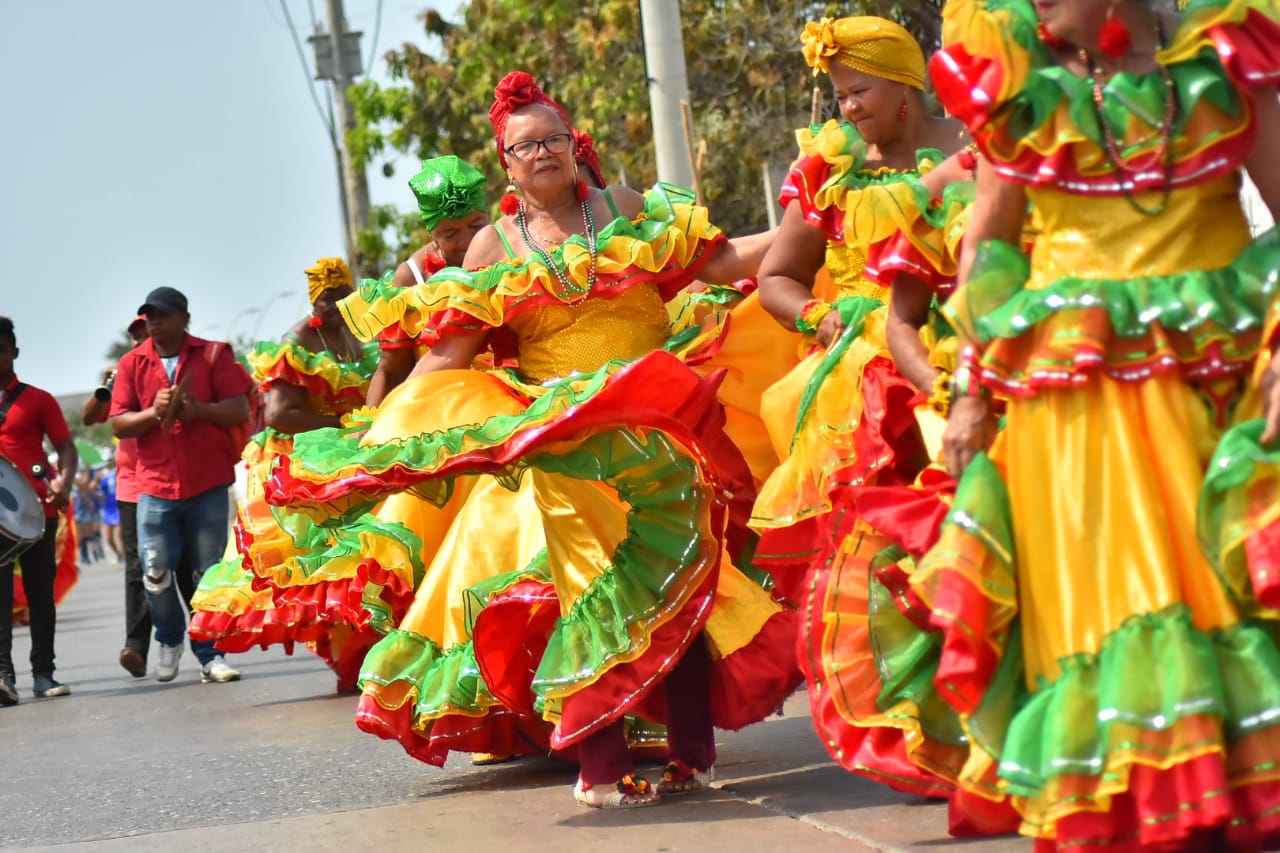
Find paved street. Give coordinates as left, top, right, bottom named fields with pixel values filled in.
left=3, top=560, right=1031, bottom=852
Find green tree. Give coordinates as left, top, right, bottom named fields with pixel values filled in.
left=349, top=0, right=942, bottom=275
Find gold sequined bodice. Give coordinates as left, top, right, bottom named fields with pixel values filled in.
left=826, top=241, right=887, bottom=301
left=505, top=284, right=672, bottom=383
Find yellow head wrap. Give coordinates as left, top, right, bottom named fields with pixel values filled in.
left=800, top=17, right=926, bottom=90
left=304, top=256, right=353, bottom=304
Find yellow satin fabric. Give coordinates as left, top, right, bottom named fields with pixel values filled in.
left=1002, top=372, right=1240, bottom=686
left=1026, top=174, right=1249, bottom=288
left=500, top=284, right=672, bottom=384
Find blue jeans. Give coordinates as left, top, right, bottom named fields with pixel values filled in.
left=137, top=485, right=230, bottom=665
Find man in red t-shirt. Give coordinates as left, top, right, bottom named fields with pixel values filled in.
left=110, top=287, right=253, bottom=685
left=0, top=316, right=78, bottom=706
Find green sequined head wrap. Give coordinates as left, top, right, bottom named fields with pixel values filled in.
left=409, top=155, right=487, bottom=232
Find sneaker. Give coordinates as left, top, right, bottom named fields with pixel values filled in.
left=0, top=676, right=17, bottom=707
left=32, top=673, right=70, bottom=698
left=200, top=658, right=240, bottom=684
left=119, top=647, right=147, bottom=678
left=155, top=643, right=182, bottom=682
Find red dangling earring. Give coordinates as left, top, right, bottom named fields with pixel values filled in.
left=1037, top=22, right=1071, bottom=50
left=1098, top=5, right=1132, bottom=59
left=499, top=174, right=520, bottom=216
left=898, top=101, right=908, bottom=123
left=574, top=178, right=590, bottom=202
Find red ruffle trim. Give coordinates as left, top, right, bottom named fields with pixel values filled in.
left=258, top=362, right=368, bottom=408
left=1033, top=755, right=1280, bottom=852
left=355, top=693, right=551, bottom=767
left=188, top=601, right=329, bottom=653
left=377, top=322, right=420, bottom=352
left=1212, top=13, right=1280, bottom=88
left=1248, top=516, right=1280, bottom=609
left=864, top=231, right=956, bottom=296
left=778, top=156, right=845, bottom=242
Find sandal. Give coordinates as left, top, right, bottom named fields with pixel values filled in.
left=573, top=774, right=661, bottom=809
left=656, top=760, right=715, bottom=795
left=471, top=752, right=515, bottom=766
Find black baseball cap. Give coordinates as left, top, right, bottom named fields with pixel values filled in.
left=137, top=287, right=189, bottom=316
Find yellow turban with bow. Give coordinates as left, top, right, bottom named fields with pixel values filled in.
left=304, top=256, right=353, bottom=304
left=800, top=16, right=926, bottom=90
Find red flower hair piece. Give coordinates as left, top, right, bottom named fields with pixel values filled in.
left=488, top=71, right=573, bottom=170
left=573, top=129, right=606, bottom=189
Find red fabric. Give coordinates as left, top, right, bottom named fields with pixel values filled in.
left=864, top=231, right=956, bottom=295
left=0, top=376, right=71, bottom=517
left=1247, top=515, right=1280, bottom=609
left=488, top=71, right=572, bottom=170
left=1212, top=13, right=1280, bottom=87
left=377, top=323, right=420, bottom=352
left=109, top=335, right=255, bottom=500
left=778, top=155, right=845, bottom=242
left=115, top=438, right=139, bottom=503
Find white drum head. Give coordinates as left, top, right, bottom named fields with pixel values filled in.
left=0, top=455, right=43, bottom=544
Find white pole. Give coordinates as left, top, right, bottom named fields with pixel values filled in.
left=640, top=0, right=695, bottom=188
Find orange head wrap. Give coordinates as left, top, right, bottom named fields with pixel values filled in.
left=304, top=256, right=353, bottom=304
left=800, top=17, right=926, bottom=90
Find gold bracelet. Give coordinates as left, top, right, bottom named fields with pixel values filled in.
left=926, top=371, right=952, bottom=417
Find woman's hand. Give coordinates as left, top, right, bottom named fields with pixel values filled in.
left=815, top=311, right=844, bottom=348
left=942, top=394, right=996, bottom=478
left=1262, top=355, right=1280, bottom=444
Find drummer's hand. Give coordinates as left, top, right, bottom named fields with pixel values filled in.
left=176, top=395, right=203, bottom=423
left=816, top=311, right=845, bottom=349
left=153, top=387, right=178, bottom=419
left=943, top=395, right=996, bottom=479
left=47, top=486, right=71, bottom=512
left=1261, top=355, right=1280, bottom=445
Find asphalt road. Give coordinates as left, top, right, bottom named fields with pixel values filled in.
left=2, top=558, right=1031, bottom=852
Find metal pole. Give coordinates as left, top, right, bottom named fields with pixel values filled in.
left=324, top=0, right=371, bottom=266
left=639, top=0, right=695, bottom=188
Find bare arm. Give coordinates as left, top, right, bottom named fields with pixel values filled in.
left=757, top=203, right=843, bottom=344
left=887, top=275, right=942, bottom=393
left=367, top=348, right=414, bottom=407
left=178, top=394, right=249, bottom=427
left=113, top=405, right=162, bottom=438
left=698, top=228, right=776, bottom=286
left=48, top=437, right=78, bottom=511
left=407, top=332, right=489, bottom=380
left=264, top=382, right=339, bottom=434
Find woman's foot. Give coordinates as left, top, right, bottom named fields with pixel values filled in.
left=573, top=774, right=661, bottom=809
left=656, top=760, right=715, bottom=795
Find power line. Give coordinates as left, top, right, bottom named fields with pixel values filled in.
left=365, top=0, right=384, bottom=77
left=278, top=0, right=338, bottom=146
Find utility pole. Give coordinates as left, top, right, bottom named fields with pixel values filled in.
left=311, top=0, right=370, bottom=268
left=639, top=0, right=696, bottom=189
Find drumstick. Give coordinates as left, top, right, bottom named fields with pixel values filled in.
left=160, top=374, right=192, bottom=433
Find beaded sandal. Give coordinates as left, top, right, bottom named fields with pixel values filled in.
left=656, top=760, right=715, bottom=795
left=573, top=774, right=661, bottom=809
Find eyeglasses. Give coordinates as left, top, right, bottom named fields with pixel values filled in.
left=504, top=132, right=573, bottom=162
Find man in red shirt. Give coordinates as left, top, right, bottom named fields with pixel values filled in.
left=0, top=316, right=78, bottom=705
left=110, top=287, right=253, bottom=685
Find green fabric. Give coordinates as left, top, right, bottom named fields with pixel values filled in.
left=947, top=228, right=1280, bottom=350
left=408, top=155, right=486, bottom=232
left=973, top=0, right=1249, bottom=151
left=359, top=628, right=502, bottom=719
left=248, top=338, right=380, bottom=388
left=1000, top=606, right=1280, bottom=797
left=527, top=427, right=713, bottom=696
left=790, top=295, right=884, bottom=450
left=1198, top=419, right=1280, bottom=614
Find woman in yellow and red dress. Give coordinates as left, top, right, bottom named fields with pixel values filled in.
left=917, top=0, right=1280, bottom=849
left=267, top=72, right=800, bottom=807
left=752, top=16, right=986, bottom=805
left=188, top=256, right=380, bottom=689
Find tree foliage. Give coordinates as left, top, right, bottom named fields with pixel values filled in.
left=350, top=0, right=942, bottom=275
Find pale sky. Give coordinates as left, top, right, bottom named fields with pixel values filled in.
left=2, top=0, right=460, bottom=397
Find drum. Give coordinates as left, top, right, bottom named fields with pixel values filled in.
left=0, top=456, right=43, bottom=565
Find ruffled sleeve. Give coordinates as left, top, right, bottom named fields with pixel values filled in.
left=246, top=338, right=378, bottom=413
left=866, top=179, right=977, bottom=296
left=778, top=121, right=871, bottom=242
left=931, top=0, right=1278, bottom=195
left=341, top=183, right=725, bottom=348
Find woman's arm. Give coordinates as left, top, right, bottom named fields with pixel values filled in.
left=944, top=163, right=1028, bottom=477
left=263, top=382, right=339, bottom=434
left=366, top=348, right=414, bottom=407
left=887, top=274, right=942, bottom=393
left=406, top=332, right=489, bottom=381
left=697, top=228, right=776, bottom=286
left=757, top=203, right=842, bottom=344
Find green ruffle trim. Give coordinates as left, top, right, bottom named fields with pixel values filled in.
left=1199, top=418, right=1280, bottom=614
left=191, top=555, right=254, bottom=610
left=946, top=227, right=1280, bottom=348
left=248, top=338, right=379, bottom=390
left=527, top=427, right=714, bottom=697
left=289, top=360, right=632, bottom=523
left=997, top=605, right=1280, bottom=797
left=970, top=0, right=1249, bottom=153
left=866, top=547, right=967, bottom=748
left=462, top=548, right=551, bottom=635
left=791, top=296, right=885, bottom=451
left=359, top=628, right=501, bottom=718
